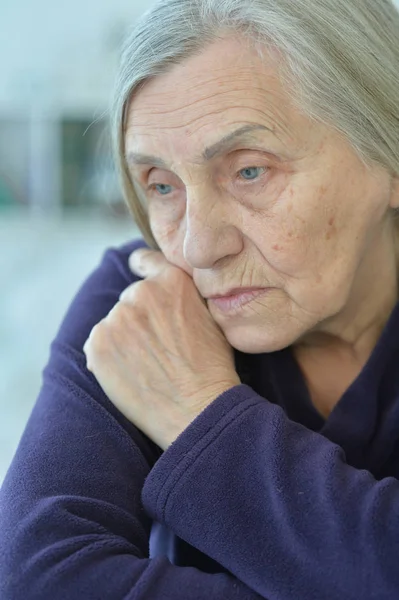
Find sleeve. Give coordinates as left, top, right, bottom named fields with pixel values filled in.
left=0, top=239, right=263, bottom=600
left=141, top=384, right=399, bottom=600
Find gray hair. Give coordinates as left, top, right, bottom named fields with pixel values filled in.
left=112, top=0, right=399, bottom=248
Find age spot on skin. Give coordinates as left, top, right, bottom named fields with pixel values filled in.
left=318, top=184, right=328, bottom=204
left=326, top=215, right=337, bottom=240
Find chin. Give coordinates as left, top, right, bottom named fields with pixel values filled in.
left=222, top=322, right=300, bottom=355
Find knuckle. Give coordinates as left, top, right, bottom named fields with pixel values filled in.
left=88, top=322, right=108, bottom=354
left=105, top=303, right=131, bottom=333
left=132, top=278, right=160, bottom=303
left=130, top=279, right=148, bottom=298
left=119, top=280, right=150, bottom=303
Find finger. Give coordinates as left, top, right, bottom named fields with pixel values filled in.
left=82, top=338, right=92, bottom=371
left=119, top=280, right=143, bottom=303
left=128, top=249, right=168, bottom=278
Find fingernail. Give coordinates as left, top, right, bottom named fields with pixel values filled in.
left=129, top=250, right=147, bottom=272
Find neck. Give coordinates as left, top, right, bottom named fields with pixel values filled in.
left=295, top=223, right=399, bottom=364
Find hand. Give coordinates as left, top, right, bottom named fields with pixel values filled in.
left=83, top=249, right=241, bottom=450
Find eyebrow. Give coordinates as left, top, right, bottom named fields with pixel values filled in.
left=126, top=124, right=275, bottom=169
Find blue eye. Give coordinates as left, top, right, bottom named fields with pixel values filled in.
left=152, top=184, right=173, bottom=196
left=239, top=167, right=265, bottom=181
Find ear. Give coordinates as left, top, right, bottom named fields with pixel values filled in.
left=389, top=174, right=399, bottom=210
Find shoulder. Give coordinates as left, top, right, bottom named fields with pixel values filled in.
left=54, top=237, right=150, bottom=352
left=37, top=236, right=162, bottom=462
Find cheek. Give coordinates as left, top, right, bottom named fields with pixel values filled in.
left=252, top=207, right=312, bottom=275
left=261, top=184, right=340, bottom=274
left=150, top=212, right=192, bottom=275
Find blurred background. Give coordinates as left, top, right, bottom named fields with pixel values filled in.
left=0, top=0, right=157, bottom=483
left=2, top=1, right=399, bottom=485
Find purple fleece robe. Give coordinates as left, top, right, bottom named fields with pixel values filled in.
left=1, top=237, right=399, bottom=600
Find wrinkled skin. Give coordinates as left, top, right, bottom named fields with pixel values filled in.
left=126, top=35, right=399, bottom=357
left=84, top=249, right=240, bottom=450
left=84, top=34, right=399, bottom=444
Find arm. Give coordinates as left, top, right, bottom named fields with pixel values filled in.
left=0, top=242, right=262, bottom=600
left=142, top=384, right=399, bottom=600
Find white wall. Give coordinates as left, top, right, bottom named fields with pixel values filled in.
left=0, top=0, right=155, bottom=116
left=0, top=0, right=157, bottom=210
left=1, top=0, right=398, bottom=116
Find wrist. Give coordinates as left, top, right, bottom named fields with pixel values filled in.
left=161, top=378, right=241, bottom=451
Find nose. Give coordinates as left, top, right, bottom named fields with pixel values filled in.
left=183, top=189, right=243, bottom=270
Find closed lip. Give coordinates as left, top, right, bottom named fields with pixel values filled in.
left=207, top=287, right=269, bottom=299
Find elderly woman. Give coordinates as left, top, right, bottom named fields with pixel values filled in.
left=1, top=0, right=399, bottom=598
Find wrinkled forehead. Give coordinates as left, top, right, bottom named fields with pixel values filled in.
left=125, top=35, right=283, bottom=119
left=123, top=36, right=307, bottom=156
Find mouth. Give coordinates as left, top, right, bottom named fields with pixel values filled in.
left=207, top=287, right=272, bottom=314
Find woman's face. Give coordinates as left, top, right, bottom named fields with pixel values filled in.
left=125, top=35, right=397, bottom=353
